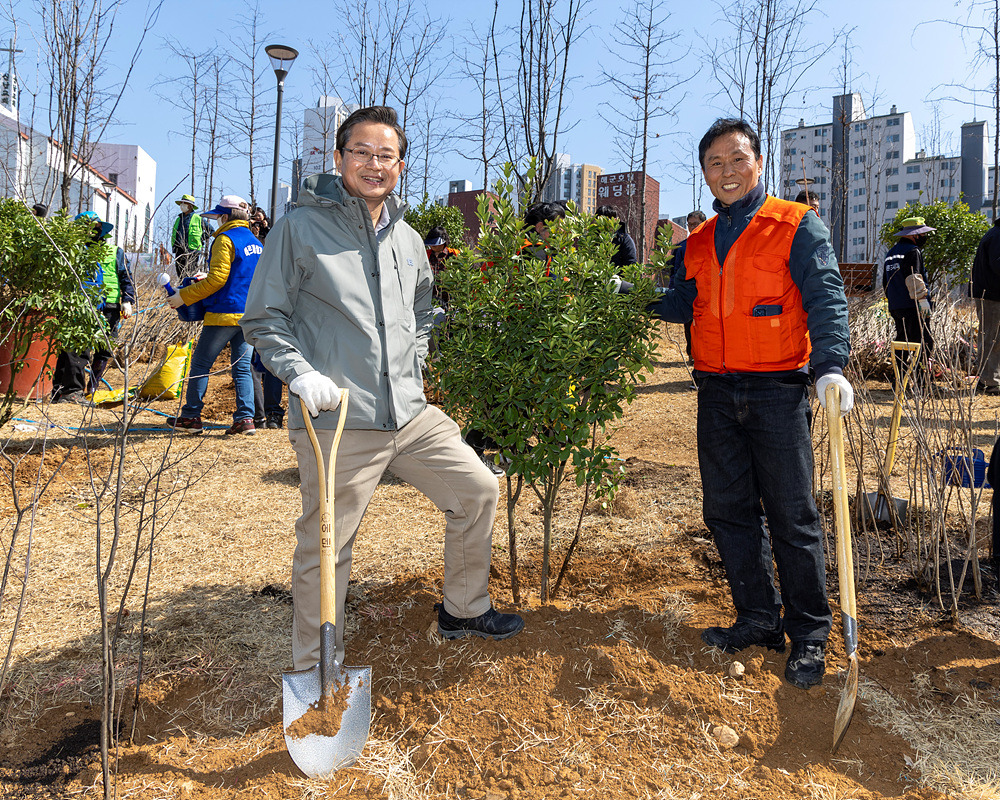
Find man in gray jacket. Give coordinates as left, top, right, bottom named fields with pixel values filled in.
left=241, top=106, right=523, bottom=671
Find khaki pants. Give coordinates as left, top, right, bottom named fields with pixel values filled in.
left=288, top=405, right=499, bottom=669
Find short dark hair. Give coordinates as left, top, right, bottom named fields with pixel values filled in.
left=794, top=190, right=819, bottom=205
left=523, top=201, right=565, bottom=230
left=31, top=203, right=48, bottom=217
left=336, top=105, right=408, bottom=160
left=687, top=210, right=707, bottom=226
left=698, top=118, right=761, bottom=168
left=595, top=205, right=620, bottom=221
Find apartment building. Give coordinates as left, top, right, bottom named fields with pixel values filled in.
left=780, top=93, right=987, bottom=263
left=540, top=153, right=603, bottom=215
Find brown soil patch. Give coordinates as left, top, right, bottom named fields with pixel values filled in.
left=0, top=323, right=997, bottom=800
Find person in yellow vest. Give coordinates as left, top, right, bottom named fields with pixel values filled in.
left=649, top=118, right=852, bottom=690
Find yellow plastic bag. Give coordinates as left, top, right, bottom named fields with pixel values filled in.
left=139, top=341, right=193, bottom=400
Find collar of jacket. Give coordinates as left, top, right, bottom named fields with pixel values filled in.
left=212, top=219, right=251, bottom=237
left=712, top=180, right=766, bottom=225
left=298, top=173, right=408, bottom=228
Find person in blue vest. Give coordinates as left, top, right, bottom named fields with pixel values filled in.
left=883, top=217, right=935, bottom=386
left=166, top=195, right=263, bottom=435
left=51, top=212, right=134, bottom=403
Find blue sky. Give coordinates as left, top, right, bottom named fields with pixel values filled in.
left=6, top=0, right=987, bottom=226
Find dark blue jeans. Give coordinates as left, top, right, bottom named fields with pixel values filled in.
left=696, top=373, right=832, bottom=643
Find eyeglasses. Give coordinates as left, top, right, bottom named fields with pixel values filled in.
left=342, top=147, right=401, bottom=167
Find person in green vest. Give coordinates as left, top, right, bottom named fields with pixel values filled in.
left=51, top=212, right=134, bottom=402
left=172, top=193, right=204, bottom=278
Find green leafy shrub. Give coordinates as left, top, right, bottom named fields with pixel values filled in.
left=432, top=162, right=659, bottom=602
left=0, top=199, right=105, bottom=424
left=404, top=195, right=468, bottom=250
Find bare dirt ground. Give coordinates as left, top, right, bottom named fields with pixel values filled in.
left=1, top=323, right=998, bottom=800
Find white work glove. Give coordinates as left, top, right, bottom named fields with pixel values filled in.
left=816, top=373, right=854, bottom=414
left=290, top=370, right=342, bottom=417
left=609, top=276, right=623, bottom=292
left=918, top=298, right=931, bottom=317
left=121, top=302, right=133, bottom=318
left=166, top=293, right=184, bottom=309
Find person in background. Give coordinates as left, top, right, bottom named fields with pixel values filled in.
left=970, top=216, right=1000, bottom=395
left=172, top=193, right=205, bottom=279
left=794, top=190, right=821, bottom=218
left=669, top=210, right=708, bottom=364
left=883, top=217, right=935, bottom=386
left=252, top=354, right=286, bottom=428
left=31, top=203, right=47, bottom=218
left=52, top=213, right=134, bottom=402
left=424, top=225, right=459, bottom=312
left=649, top=118, right=851, bottom=690
left=241, top=105, right=523, bottom=674
left=250, top=206, right=271, bottom=242
left=166, top=195, right=263, bottom=435
left=595, top=205, right=637, bottom=267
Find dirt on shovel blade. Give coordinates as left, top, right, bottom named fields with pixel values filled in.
left=285, top=681, right=355, bottom=739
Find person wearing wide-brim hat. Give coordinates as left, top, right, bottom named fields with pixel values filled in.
left=883, top=216, right=936, bottom=386
left=172, top=193, right=205, bottom=278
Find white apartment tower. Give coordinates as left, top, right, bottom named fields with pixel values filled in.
left=300, top=96, right=359, bottom=179
left=780, top=93, right=987, bottom=263
left=540, top=153, right=603, bottom=215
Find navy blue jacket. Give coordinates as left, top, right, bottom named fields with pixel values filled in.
left=883, top=239, right=929, bottom=311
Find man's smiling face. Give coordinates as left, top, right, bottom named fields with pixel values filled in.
left=333, top=121, right=404, bottom=214
left=701, top=131, right=763, bottom=207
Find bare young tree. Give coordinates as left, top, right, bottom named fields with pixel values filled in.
left=599, top=0, right=687, bottom=259
left=38, top=0, right=162, bottom=212
left=156, top=43, right=212, bottom=197
left=492, top=0, right=589, bottom=203
left=705, top=0, right=825, bottom=192
left=228, top=2, right=273, bottom=206
left=448, top=13, right=508, bottom=193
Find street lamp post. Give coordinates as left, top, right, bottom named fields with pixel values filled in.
left=265, top=44, right=299, bottom=225
left=102, top=179, right=116, bottom=242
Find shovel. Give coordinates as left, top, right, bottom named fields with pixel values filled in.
left=283, top=391, right=372, bottom=778
left=863, top=340, right=922, bottom=526
left=825, top=384, right=859, bottom=752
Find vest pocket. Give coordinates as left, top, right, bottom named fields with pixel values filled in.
left=748, top=312, right=797, bottom=368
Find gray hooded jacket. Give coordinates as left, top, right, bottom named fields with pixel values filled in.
left=240, top=174, right=433, bottom=431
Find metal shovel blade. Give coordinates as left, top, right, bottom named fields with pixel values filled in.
left=862, top=491, right=907, bottom=526
left=832, top=655, right=859, bottom=752
left=282, top=661, right=372, bottom=778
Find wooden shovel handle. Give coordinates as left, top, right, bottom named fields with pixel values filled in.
left=825, top=385, right=857, bottom=658
left=300, top=390, right=350, bottom=630
left=885, top=340, right=921, bottom=477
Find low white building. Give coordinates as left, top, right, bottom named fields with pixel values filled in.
left=0, top=92, right=157, bottom=252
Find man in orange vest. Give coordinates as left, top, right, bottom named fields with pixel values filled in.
left=649, top=119, right=852, bottom=690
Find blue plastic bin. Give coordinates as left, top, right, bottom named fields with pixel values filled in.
left=938, top=448, right=991, bottom=489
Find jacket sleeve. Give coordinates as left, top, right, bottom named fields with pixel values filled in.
left=647, top=243, right=696, bottom=323
left=240, top=215, right=318, bottom=385
left=116, top=248, right=136, bottom=304
left=414, top=244, right=434, bottom=364
left=179, top=234, right=232, bottom=305
left=787, top=211, right=850, bottom=377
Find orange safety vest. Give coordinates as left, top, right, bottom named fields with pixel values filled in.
left=684, top=196, right=811, bottom=373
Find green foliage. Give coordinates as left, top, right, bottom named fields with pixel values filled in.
left=879, top=199, right=989, bottom=285
left=432, top=161, right=660, bottom=600
left=404, top=195, right=468, bottom=249
left=0, top=199, right=106, bottom=424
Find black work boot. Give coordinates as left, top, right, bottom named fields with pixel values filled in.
left=784, top=640, right=826, bottom=689
left=701, top=620, right=786, bottom=654
left=435, top=603, right=524, bottom=641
